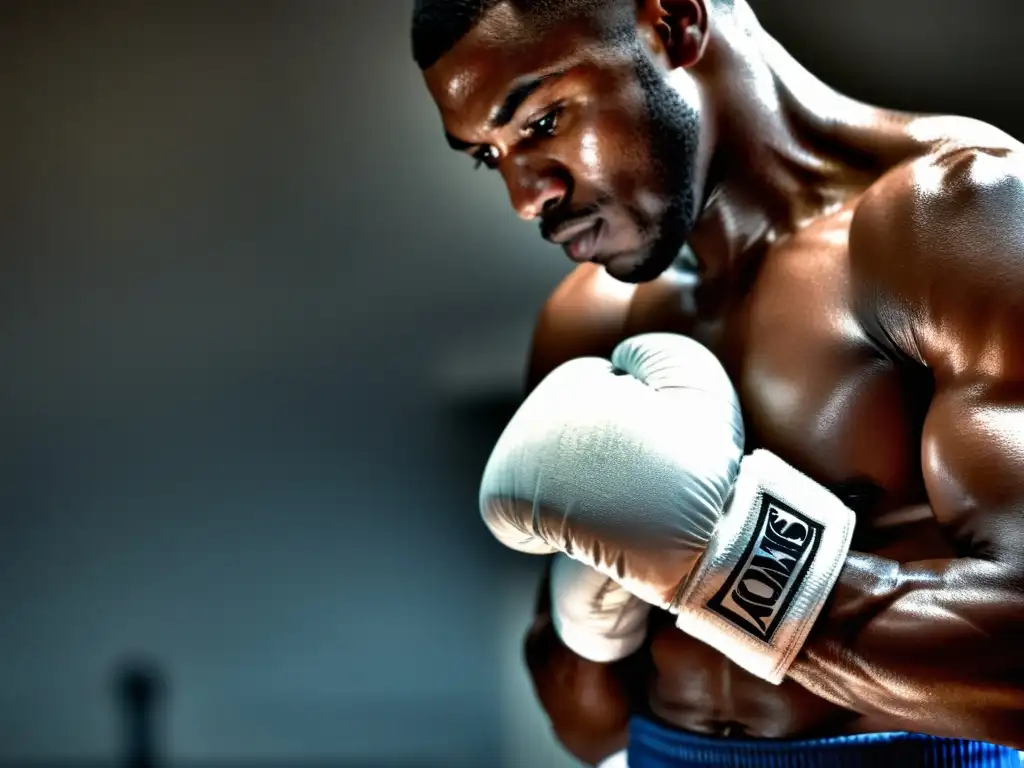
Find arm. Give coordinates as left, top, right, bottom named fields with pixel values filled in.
left=787, top=147, right=1024, bottom=746
left=524, top=560, right=645, bottom=766
left=521, top=267, right=647, bottom=765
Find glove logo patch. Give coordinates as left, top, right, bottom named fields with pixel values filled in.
left=706, top=493, right=822, bottom=643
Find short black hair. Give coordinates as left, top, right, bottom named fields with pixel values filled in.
left=411, top=0, right=735, bottom=71
left=411, top=0, right=617, bottom=70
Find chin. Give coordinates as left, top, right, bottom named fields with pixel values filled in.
left=604, top=247, right=676, bottom=284
left=604, top=260, right=646, bottom=283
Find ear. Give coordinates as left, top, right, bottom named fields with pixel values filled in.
left=635, top=0, right=709, bottom=69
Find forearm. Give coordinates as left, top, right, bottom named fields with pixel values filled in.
left=522, top=560, right=642, bottom=766
left=789, top=552, right=1024, bottom=746
left=524, top=614, right=636, bottom=765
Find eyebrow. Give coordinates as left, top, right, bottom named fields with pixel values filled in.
left=445, top=71, right=566, bottom=151
left=445, top=132, right=475, bottom=151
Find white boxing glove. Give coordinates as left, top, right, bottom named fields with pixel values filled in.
left=597, top=749, right=629, bottom=768
left=550, top=554, right=651, bottom=663
left=479, top=333, right=856, bottom=684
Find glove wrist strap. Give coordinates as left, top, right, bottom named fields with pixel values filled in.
left=674, top=450, right=856, bottom=684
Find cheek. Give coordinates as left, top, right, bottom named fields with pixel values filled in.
left=576, top=129, right=603, bottom=176
left=573, top=108, right=658, bottom=207
left=604, top=126, right=664, bottom=225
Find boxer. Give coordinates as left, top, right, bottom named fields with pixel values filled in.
left=411, top=1, right=1024, bottom=765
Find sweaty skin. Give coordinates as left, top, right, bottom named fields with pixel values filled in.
left=423, top=0, right=1024, bottom=763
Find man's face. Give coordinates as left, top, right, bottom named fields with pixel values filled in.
left=423, top=6, right=702, bottom=283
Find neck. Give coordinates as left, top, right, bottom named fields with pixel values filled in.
left=682, top=2, right=933, bottom=278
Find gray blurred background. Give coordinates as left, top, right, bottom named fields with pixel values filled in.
left=0, top=0, right=1020, bottom=765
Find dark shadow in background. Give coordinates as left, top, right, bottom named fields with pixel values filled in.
left=0, top=0, right=1021, bottom=765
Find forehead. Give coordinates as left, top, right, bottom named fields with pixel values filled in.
left=424, top=4, right=617, bottom=127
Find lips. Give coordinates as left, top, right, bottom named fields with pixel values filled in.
left=565, top=219, right=603, bottom=263
left=543, top=211, right=605, bottom=263
left=547, top=216, right=597, bottom=243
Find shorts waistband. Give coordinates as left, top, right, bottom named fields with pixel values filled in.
left=626, top=715, right=1021, bottom=767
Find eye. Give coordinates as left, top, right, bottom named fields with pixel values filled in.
left=473, top=145, right=500, bottom=171
left=527, top=107, right=562, bottom=139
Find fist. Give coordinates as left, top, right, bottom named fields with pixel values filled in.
left=478, top=333, right=745, bottom=610
left=480, top=333, right=856, bottom=685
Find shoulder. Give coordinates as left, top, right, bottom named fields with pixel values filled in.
left=849, top=141, right=1024, bottom=380
left=526, top=261, right=703, bottom=391
left=526, top=264, right=637, bottom=391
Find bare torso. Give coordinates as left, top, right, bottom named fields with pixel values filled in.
left=418, top=0, right=1024, bottom=753
left=529, top=161, right=963, bottom=740
left=647, top=197, right=955, bottom=738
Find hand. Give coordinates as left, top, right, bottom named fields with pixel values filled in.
left=549, top=554, right=651, bottom=663
left=480, top=333, right=857, bottom=683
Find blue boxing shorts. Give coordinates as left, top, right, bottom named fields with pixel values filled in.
left=596, top=715, right=1022, bottom=767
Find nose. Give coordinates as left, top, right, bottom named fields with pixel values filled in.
left=504, top=155, right=568, bottom=221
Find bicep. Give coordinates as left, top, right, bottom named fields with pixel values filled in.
left=850, top=148, right=1024, bottom=558
left=921, top=379, right=1024, bottom=564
